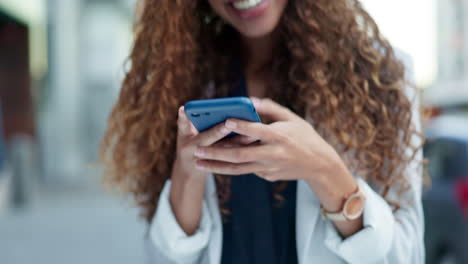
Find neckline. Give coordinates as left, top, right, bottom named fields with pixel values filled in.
left=229, top=57, right=249, bottom=97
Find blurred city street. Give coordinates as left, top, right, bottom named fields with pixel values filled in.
left=0, top=181, right=145, bottom=264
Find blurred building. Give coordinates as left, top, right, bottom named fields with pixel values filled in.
left=42, top=0, right=134, bottom=185
left=1, top=0, right=135, bottom=187
left=437, top=0, right=468, bottom=81
left=425, top=0, right=468, bottom=110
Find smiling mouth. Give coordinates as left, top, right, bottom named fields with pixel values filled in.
left=229, top=0, right=265, bottom=11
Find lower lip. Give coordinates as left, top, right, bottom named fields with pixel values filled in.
left=228, top=0, right=271, bottom=20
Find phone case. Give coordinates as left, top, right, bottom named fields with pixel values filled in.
left=184, top=97, right=261, bottom=132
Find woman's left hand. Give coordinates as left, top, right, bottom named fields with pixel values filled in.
left=194, top=97, right=359, bottom=213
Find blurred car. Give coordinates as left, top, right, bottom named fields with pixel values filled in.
left=423, top=115, right=468, bottom=264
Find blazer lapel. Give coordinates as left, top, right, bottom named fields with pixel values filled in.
left=296, top=179, right=321, bottom=263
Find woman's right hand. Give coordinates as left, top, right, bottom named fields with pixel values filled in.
left=172, top=106, right=232, bottom=181
left=172, top=106, right=258, bottom=181
left=169, top=106, right=256, bottom=235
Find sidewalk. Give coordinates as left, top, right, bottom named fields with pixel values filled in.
left=0, top=184, right=146, bottom=264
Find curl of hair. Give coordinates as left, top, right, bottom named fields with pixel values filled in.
left=100, top=0, right=423, bottom=222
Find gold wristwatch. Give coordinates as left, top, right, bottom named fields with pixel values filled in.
left=321, top=186, right=366, bottom=222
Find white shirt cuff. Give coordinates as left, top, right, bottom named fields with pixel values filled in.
left=324, top=178, right=395, bottom=264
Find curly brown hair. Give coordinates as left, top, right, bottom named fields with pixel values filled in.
left=100, top=0, right=423, bottom=222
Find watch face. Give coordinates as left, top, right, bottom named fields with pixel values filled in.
left=344, top=194, right=365, bottom=220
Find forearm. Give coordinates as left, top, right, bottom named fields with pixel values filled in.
left=305, top=153, right=363, bottom=237
left=169, top=162, right=207, bottom=236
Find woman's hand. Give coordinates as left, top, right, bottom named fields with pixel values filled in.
left=169, top=106, right=230, bottom=236
left=194, top=98, right=360, bottom=221
left=172, top=106, right=257, bottom=181
left=172, top=106, right=230, bottom=181
left=169, top=106, right=256, bottom=235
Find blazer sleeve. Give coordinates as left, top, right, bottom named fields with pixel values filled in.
left=145, top=179, right=213, bottom=264
left=323, top=53, right=425, bottom=263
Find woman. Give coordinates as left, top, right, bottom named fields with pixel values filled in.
left=101, top=0, right=425, bottom=263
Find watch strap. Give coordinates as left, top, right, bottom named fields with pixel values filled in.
left=320, top=207, right=348, bottom=221
left=320, top=186, right=365, bottom=222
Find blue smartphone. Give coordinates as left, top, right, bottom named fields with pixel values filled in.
left=184, top=97, right=261, bottom=133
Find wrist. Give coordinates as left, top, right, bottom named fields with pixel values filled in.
left=305, top=158, right=358, bottom=212
left=171, top=159, right=208, bottom=186
left=169, top=158, right=207, bottom=236
left=170, top=159, right=207, bottom=202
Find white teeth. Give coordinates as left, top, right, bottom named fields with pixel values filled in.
left=232, top=0, right=263, bottom=10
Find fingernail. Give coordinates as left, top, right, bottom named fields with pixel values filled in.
left=195, top=148, right=205, bottom=157
left=226, top=120, right=237, bottom=129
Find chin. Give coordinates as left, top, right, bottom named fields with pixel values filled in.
left=235, top=22, right=278, bottom=38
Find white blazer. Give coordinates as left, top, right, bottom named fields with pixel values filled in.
left=144, top=53, right=425, bottom=264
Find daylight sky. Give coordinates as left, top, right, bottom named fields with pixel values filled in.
left=361, top=0, right=437, bottom=87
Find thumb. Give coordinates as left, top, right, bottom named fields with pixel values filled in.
left=177, top=106, right=197, bottom=137
left=250, top=97, right=296, bottom=122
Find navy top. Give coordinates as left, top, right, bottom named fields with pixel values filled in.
left=220, top=61, right=298, bottom=264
